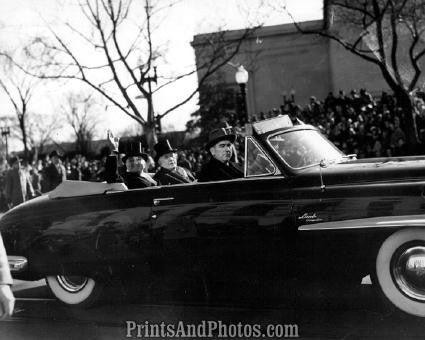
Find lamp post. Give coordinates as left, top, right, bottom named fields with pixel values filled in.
left=1, top=126, right=10, bottom=160
left=235, top=65, right=249, bottom=122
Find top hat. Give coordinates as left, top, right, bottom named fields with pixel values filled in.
left=122, top=142, right=148, bottom=163
left=9, top=155, right=21, bottom=166
left=154, top=139, right=177, bottom=162
left=206, top=122, right=236, bottom=150
left=49, top=150, right=61, bottom=158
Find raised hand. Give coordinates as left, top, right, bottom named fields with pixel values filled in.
left=107, top=130, right=119, bottom=153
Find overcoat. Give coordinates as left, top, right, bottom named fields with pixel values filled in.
left=121, top=172, right=156, bottom=189
left=5, top=168, right=34, bottom=207
left=105, top=154, right=156, bottom=189
left=43, top=163, right=66, bottom=192
left=153, top=166, right=195, bottom=186
left=198, top=157, right=243, bottom=182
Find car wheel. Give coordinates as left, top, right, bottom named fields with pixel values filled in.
left=374, top=228, right=425, bottom=317
left=46, top=275, right=103, bottom=307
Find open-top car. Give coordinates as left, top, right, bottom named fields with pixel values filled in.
left=2, top=115, right=425, bottom=317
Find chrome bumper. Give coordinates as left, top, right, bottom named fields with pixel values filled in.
left=8, top=256, right=28, bottom=272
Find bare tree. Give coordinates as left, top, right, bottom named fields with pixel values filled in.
left=27, top=112, right=62, bottom=158
left=10, top=0, right=257, bottom=150
left=61, top=92, right=99, bottom=155
left=0, top=51, right=41, bottom=158
left=283, top=0, right=425, bottom=146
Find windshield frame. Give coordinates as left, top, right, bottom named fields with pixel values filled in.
left=244, top=136, right=279, bottom=178
left=266, top=126, right=345, bottom=170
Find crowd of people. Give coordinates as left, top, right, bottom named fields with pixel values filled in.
left=0, top=123, right=243, bottom=212
left=1, top=88, right=424, bottom=213
left=0, top=88, right=422, bottom=323
left=0, top=153, right=116, bottom=212
left=252, top=89, right=425, bottom=158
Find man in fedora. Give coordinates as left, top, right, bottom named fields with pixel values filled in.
left=153, top=139, right=195, bottom=186
left=5, top=156, right=34, bottom=208
left=105, top=131, right=156, bottom=189
left=43, top=150, right=66, bottom=192
left=199, top=123, right=243, bottom=182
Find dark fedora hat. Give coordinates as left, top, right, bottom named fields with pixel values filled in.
left=49, top=150, right=61, bottom=158
left=122, top=142, right=149, bottom=163
left=206, top=122, right=236, bottom=150
left=154, top=139, right=177, bottom=162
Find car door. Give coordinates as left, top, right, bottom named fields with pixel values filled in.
left=148, top=183, right=212, bottom=288
left=193, top=138, right=296, bottom=290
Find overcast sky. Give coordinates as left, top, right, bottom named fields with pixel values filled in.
left=0, top=0, right=322, bottom=151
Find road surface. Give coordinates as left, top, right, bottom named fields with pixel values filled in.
left=0, top=278, right=424, bottom=339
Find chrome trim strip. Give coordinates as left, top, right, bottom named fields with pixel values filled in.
left=153, top=197, right=175, bottom=206
left=298, top=215, right=425, bottom=231
left=8, top=256, right=28, bottom=272
left=153, top=197, right=175, bottom=202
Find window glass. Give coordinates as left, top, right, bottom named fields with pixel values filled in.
left=269, top=129, right=343, bottom=169
left=246, top=138, right=276, bottom=176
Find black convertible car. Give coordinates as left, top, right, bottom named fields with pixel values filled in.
left=2, top=115, right=425, bottom=317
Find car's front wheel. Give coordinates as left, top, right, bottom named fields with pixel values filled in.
left=374, top=228, right=425, bottom=317
left=46, top=275, right=103, bottom=307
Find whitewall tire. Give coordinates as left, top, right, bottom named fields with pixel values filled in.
left=46, top=275, right=103, bottom=307
left=375, top=229, right=425, bottom=317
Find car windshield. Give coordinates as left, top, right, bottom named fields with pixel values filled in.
left=269, top=129, right=344, bottom=169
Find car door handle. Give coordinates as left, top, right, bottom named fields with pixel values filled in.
left=153, top=197, right=175, bottom=206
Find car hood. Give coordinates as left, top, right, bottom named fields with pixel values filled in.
left=295, top=156, right=425, bottom=187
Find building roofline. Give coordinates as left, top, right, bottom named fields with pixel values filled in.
left=191, top=19, right=324, bottom=47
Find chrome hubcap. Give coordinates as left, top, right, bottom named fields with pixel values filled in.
left=392, top=245, right=425, bottom=301
left=56, top=275, right=89, bottom=293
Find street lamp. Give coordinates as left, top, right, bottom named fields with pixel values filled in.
left=1, top=126, right=10, bottom=160
left=235, top=65, right=249, bottom=122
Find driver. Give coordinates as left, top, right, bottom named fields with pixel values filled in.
left=199, top=123, right=243, bottom=182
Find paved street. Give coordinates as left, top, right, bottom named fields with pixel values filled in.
left=0, top=278, right=425, bottom=339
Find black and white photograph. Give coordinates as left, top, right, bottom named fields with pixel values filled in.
left=1, top=0, right=425, bottom=339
